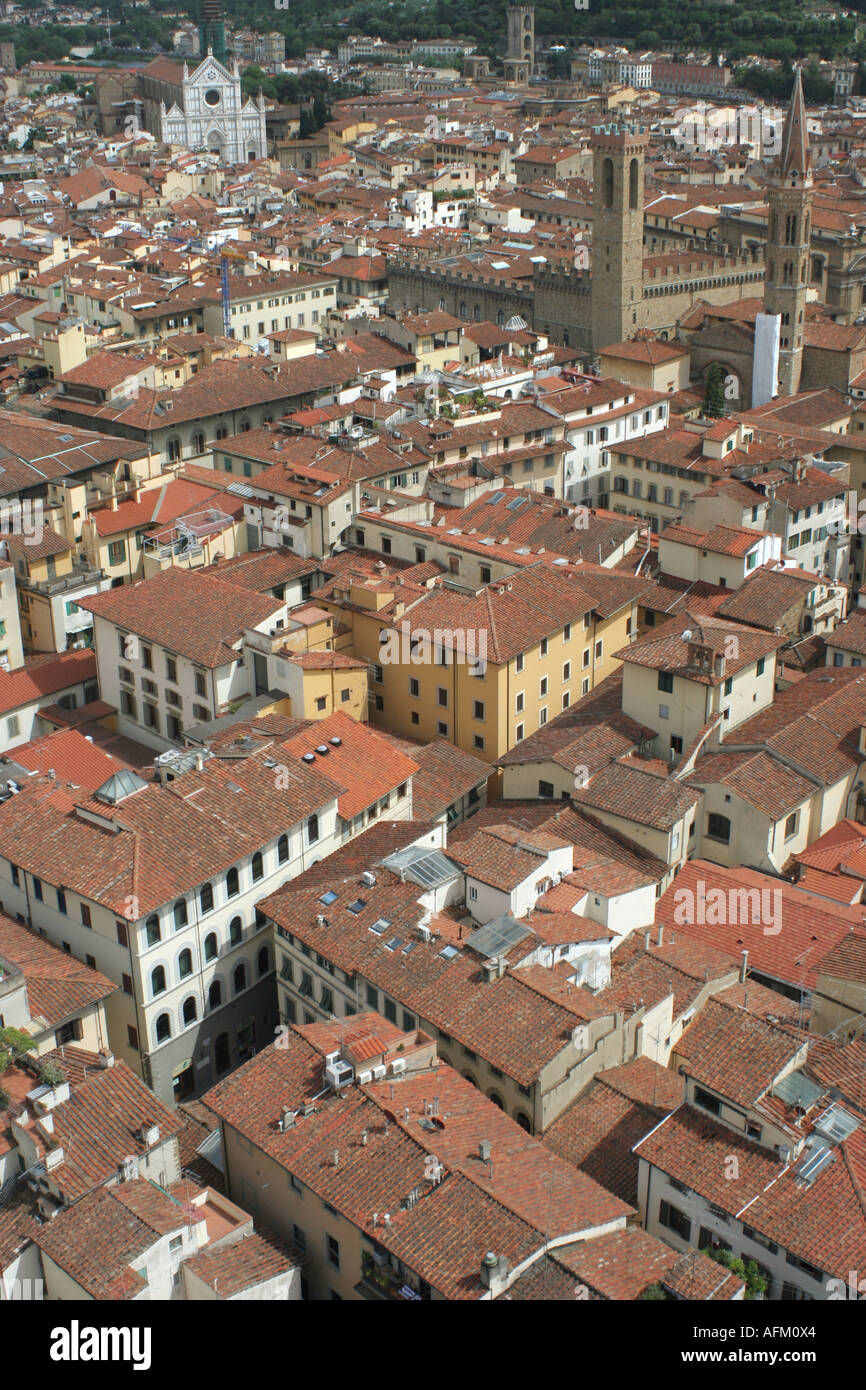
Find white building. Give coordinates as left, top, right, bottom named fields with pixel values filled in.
left=161, top=51, right=266, bottom=164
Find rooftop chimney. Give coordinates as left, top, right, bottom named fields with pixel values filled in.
left=740, top=948, right=749, bottom=984
left=657, top=923, right=664, bottom=947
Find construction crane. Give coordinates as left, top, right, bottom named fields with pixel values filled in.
left=161, top=234, right=247, bottom=340
left=217, top=242, right=248, bottom=341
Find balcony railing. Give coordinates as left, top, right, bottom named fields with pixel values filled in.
left=20, top=564, right=105, bottom=597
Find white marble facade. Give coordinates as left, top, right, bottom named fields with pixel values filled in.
left=161, top=50, right=266, bottom=163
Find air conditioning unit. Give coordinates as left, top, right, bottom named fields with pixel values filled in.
left=358, top=1069, right=373, bottom=1085
left=324, top=1057, right=355, bottom=1090
left=362, top=871, right=377, bottom=887
left=119, top=1155, right=139, bottom=1182
left=141, top=1124, right=160, bottom=1147
left=390, top=1057, right=406, bottom=1075
left=373, top=1064, right=387, bottom=1080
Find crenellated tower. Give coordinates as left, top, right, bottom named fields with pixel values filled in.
left=590, top=122, right=649, bottom=354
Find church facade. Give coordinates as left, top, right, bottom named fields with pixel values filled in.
left=160, top=51, right=266, bottom=164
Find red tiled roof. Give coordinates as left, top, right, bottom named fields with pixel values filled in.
left=78, top=567, right=283, bottom=668
left=0, top=911, right=115, bottom=1028
left=0, top=649, right=96, bottom=716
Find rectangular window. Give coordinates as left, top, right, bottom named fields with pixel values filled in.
left=326, top=1234, right=341, bottom=1269
left=659, top=1199, right=691, bottom=1242
left=658, top=671, right=674, bottom=694
left=81, top=904, right=92, bottom=928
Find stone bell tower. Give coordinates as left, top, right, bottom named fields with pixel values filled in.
left=763, top=69, right=813, bottom=398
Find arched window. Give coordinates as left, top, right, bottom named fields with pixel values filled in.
left=488, top=1091, right=504, bottom=1109
left=226, top=866, right=239, bottom=897
left=459, top=300, right=467, bottom=319
left=200, top=882, right=214, bottom=913
left=145, top=914, right=160, bottom=946
left=178, top=948, right=193, bottom=979
left=204, top=932, right=218, bottom=962
left=496, top=309, right=504, bottom=326
left=602, top=156, right=614, bottom=209
left=462, top=1071, right=478, bottom=1087
left=251, top=851, right=264, bottom=882
left=628, top=156, right=639, bottom=210
left=229, top=916, right=243, bottom=946
left=216, top=426, right=227, bottom=441
left=151, top=965, right=166, bottom=996
left=277, top=834, right=289, bottom=863
left=192, top=432, right=205, bottom=454
left=174, top=898, right=188, bottom=929
left=167, top=437, right=182, bottom=462
left=257, top=945, right=269, bottom=978
left=473, top=304, right=481, bottom=321
left=155, top=1013, right=171, bottom=1043
left=307, top=814, right=319, bottom=844
left=208, top=979, right=222, bottom=1010
left=514, top=1111, right=531, bottom=1132
left=182, top=997, right=197, bottom=1026
left=233, top=962, right=247, bottom=995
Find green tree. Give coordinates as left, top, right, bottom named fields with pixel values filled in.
left=639, top=1282, right=670, bottom=1300
left=312, top=91, right=330, bottom=130
left=700, top=1247, right=768, bottom=1300
left=704, top=361, right=726, bottom=418
left=0, top=1025, right=34, bottom=1075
